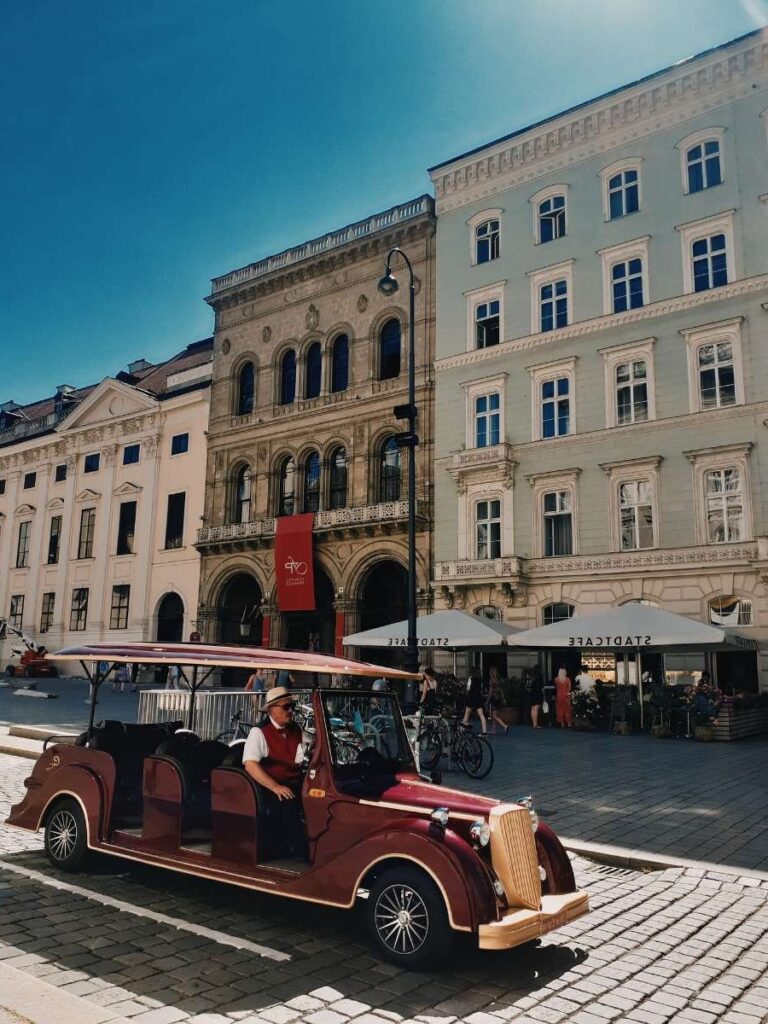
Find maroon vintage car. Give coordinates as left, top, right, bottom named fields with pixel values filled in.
left=7, top=642, right=587, bottom=967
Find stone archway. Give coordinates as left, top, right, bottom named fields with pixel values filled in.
left=217, top=572, right=263, bottom=646
left=358, top=559, right=408, bottom=667
left=156, top=593, right=184, bottom=642
left=282, top=565, right=335, bottom=654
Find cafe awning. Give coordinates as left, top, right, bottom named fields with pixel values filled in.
left=506, top=604, right=763, bottom=651
left=343, top=610, right=518, bottom=649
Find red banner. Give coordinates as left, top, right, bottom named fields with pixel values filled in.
left=275, top=514, right=315, bottom=612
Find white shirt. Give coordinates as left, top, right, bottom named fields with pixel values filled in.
left=576, top=672, right=596, bottom=694
left=242, top=716, right=305, bottom=765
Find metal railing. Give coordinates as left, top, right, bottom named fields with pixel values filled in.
left=138, top=689, right=265, bottom=740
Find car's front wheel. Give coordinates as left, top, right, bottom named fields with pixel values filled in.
left=44, top=798, right=88, bottom=872
left=366, top=865, right=451, bottom=967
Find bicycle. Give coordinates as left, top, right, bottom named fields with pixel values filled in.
left=417, top=709, right=494, bottom=780
left=215, top=709, right=254, bottom=743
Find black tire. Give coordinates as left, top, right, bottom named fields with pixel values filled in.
left=5, top=665, right=15, bottom=677
left=417, top=726, right=441, bottom=771
left=44, top=798, right=89, bottom=872
left=457, top=733, right=494, bottom=780
left=366, top=865, right=452, bottom=967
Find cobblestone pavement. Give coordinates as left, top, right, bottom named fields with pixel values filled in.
left=2, top=754, right=768, bottom=1024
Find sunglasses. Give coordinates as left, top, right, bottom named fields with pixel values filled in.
left=273, top=701, right=296, bottom=711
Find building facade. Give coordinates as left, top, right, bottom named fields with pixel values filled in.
left=428, top=30, right=768, bottom=690
left=196, top=197, right=435, bottom=664
left=0, top=341, right=213, bottom=674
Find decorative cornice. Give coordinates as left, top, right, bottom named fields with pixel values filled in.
left=435, top=274, right=768, bottom=372
left=683, top=441, right=753, bottom=464
left=599, top=455, right=663, bottom=475
left=430, top=35, right=768, bottom=213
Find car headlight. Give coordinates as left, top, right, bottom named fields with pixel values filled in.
left=469, top=819, right=490, bottom=847
left=430, top=807, right=449, bottom=827
left=516, top=795, right=539, bottom=831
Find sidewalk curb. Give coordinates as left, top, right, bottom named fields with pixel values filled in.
left=0, top=961, right=131, bottom=1024
left=564, top=836, right=768, bottom=883
left=0, top=743, right=38, bottom=760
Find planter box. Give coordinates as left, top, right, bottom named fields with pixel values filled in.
left=711, top=703, right=768, bottom=741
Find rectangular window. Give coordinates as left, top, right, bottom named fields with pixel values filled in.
left=474, top=394, right=500, bottom=448
left=0, top=479, right=5, bottom=495
left=164, top=492, right=186, bottom=549
left=16, top=521, right=31, bottom=568
left=23, top=472, right=36, bottom=489
left=619, top=481, right=654, bottom=550
left=611, top=258, right=644, bottom=312
left=698, top=342, right=735, bottom=410
left=475, top=220, right=500, bottom=264
left=616, top=361, right=648, bottom=425
left=608, top=169, right=639, bottom=219
left=171, top=433, right=189, bottom=456
left=116, top=501, right=137, bottom=555
left=538, top=196, right=566, bottom=243
left=687, top=141, right=722, bottom=193
left=84, top=453, right=100, bottom=473
left=70, top=588, right=89, bottom=631
left=77, top=508, right=96, bottom=559
left=109, top=585, right=130, bottom=630
left=692, top=234, right=728, bottom=292
left=47, top=515, right=62, bottom=565
left=40, top=592, right=55, bottom=633
left=541, top=377, right=570, bottom=438
left=476, top=499, right=501, bottom=559
left=474, top=300, right=500, bottom=349
left=54, top=464, right=67, bottom=483
left=123, top=444, right=140, bottom=466
left=705, top=468, right=743, bottom=543
left=543, top=491, right=573, bottom=556
left=9, top=595, right=24, bottom=630
left=540, top=279, right=568, bottom=332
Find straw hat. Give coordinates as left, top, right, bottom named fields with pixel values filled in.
left=264, top=685, right=292, bottom=707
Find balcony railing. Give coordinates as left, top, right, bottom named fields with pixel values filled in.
left=435, top=557, right=523, bottom=581
left=197, top=499, right=429, bottom=548
left=451, top=442, right=516, bottom=473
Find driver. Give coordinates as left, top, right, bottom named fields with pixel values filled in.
left=242, top=686, right=308, bottom=859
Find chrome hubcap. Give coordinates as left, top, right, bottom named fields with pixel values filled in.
left=48, top=810, right=78, bottom=860
left=375, top=884, right=429, bottom=955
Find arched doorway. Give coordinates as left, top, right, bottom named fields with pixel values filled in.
left=282, top=565, right=335, bottom=655
left=359, top=560, right=408, bottom=668
left=156, top=593, right=184, bottom=642
left=217, top=573, right=263, bottom=687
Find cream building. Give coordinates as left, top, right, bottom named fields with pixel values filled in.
left=0, top=341, right=213, bottom=674
left=428, top=29, right=768, bottom=690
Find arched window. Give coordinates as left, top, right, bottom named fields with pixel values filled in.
left=305, top=343, right=322, bottom=399
left=379, top=437, right=401, bottom=501
left=278, top=458, right=296, bottom=516
left=303, top=451, right=321, bottom=513
left=280, top=350, right=296, bottom=405
left=379, top=319, right=401, bottom=381
left=329, top=447, right=347, bottom=509
left=232, top=465, right=251, bottom=523
left=708, top=596, right=752, bottom=627
left=542, top=602, right=574, bottom=625
left=331, top=334, right=349, bottom=393
left=237, top=362, right=254, bottom=416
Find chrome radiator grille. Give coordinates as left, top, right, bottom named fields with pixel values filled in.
left=489, top=805, right=542, bottom=911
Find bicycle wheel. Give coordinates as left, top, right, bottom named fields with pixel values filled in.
left=215, top=729, right=238, bottom=743
left=457, top=733, right=494, bottom=780
left=417, top=726, right=441, bottom=771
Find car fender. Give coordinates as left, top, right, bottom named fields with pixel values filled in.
left=7, top=757, right=106, bottom=845
left=337, top=815, right=497, bottom=932
left=536, top=821, right=576, bottom=894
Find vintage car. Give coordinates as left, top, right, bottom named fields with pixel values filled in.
left=7, top=642, right=588, bottom=967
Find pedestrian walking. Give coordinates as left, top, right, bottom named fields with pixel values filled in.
left=462, top=666, right=488, bottom=734
left=529, top=665, right=544, bottom=728
left=486, top=666, right=508, bottom=735
left=113, top=663, right=131, bottom=693
left=554, top=666, right=573, bottom=728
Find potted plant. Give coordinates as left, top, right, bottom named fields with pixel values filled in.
left=572, top=689, right=599, bottom=730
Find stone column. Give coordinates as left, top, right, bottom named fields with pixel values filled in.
left=89, top=445, right=119, bottom=637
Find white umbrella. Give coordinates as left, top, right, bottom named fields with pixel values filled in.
left=343, top=609, right=518, bottom=649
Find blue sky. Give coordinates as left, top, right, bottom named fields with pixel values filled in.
left=2, top=0, right=766, bottom=404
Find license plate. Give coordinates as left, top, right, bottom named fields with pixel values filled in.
left=540, top=910, right=567, bottom=934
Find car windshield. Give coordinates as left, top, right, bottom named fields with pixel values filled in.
left=322, top=692, right=414, bottom=772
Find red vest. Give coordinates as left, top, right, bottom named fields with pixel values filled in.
left=260, top=719, right=302, bottom=786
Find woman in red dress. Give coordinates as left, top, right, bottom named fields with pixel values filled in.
left=554, top=666, right=573, bottom=728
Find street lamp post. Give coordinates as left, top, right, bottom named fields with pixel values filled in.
left=377, top=249, right=419, bottom=677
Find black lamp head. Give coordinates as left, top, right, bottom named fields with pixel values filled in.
left=377, top=268, right=399, bottom=296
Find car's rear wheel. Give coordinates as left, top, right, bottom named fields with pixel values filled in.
left=366, top=865, right=451, bottom=967
left=44, top=798, right=88, bottom=872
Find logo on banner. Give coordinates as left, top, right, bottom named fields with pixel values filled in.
left=284, top=557, right=308, bottom=583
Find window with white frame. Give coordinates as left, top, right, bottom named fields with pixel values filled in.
left=475, top=499, right=501, bottom=559
left=475, top=219, right=500, bottom=264
left=474, top=299, right=500, bottom=348
left=611, top=258, right=644, bottom=312
left=677, top=211, right=735, bottom=295
left=608, top=168, right=639, bottom=219
left=474, top=393, right=500, bottom=448
left=537, top=195, right=566, bottom=243
left=616, top=360, right=649, bottom=424
left=543, top=491, right=573, bottom=556
left=541, top=377, right=570, bottom=439
left=704, top=467, right=743, bottom=543
left=681, top=318, right=743, bottom=414
left=708, top=596, right=752, bottom=627
left=686, top=140, right=722, bottom=193
left=543, top=602, right=575, bottom=625
left=540, top=279, right=568, bottom=332
left=619, top=480, right=654, bottom=550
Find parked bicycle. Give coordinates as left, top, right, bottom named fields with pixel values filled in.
left=417, top=709, right=494, bottom=779
left=215, top=709, right=254, bottom=743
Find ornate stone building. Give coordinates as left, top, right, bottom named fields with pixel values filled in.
left=0, top=341, right=213, bottom=673
left=196, top=197, right=435, bottom=662
left=428, top=29, right=768, bottom=689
